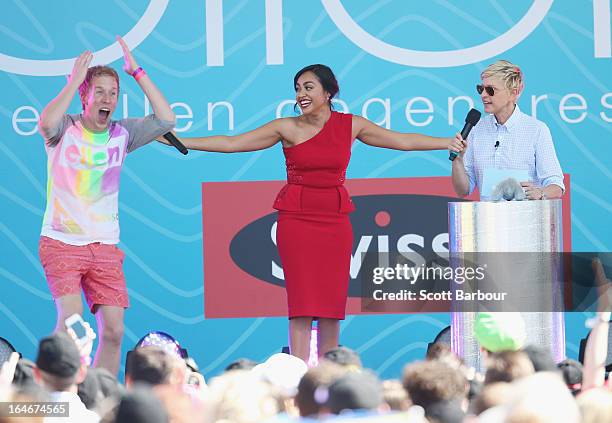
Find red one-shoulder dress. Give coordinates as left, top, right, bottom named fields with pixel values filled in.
left=273, top=111, right=355, bottom=319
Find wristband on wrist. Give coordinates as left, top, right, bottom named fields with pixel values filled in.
left=131, top=67, right=146, bottom=81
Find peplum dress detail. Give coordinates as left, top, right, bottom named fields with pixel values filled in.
left=273, top=111, right=355, bottom=319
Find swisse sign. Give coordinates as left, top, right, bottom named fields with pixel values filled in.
left=203, top=177, right=471, bottom=318
left=229, top=194, right=460, bottom=294
left=202, top=177, right=571, bottom=318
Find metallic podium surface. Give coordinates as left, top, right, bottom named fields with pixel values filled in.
left=448, top=200, right=565, bottom=370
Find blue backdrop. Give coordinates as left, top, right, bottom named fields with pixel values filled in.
left=1, top=0, right=610, bottom=379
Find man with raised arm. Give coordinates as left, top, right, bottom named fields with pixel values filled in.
left=37, top=37, right=176, bottom=375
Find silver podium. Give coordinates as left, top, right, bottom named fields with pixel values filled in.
left=448, top=200, right=565, bottom=370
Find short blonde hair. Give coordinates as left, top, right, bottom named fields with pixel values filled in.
left=481, top=60, right=523, bottom=95
left=79, top=65, right=120, bottom=109
left=207, top=370, right=285, bottom=423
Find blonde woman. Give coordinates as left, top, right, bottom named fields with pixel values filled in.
left=449, top=60, right=564, bottom=201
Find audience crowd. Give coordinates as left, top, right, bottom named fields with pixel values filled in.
left=1, top=260, right=612, bottom=422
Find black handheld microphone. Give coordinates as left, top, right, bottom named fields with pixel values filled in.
left=449, top=108, right=481, bottom=161
left=163, top=132, right=188, bottom=155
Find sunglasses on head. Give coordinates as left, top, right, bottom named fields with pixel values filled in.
left=476, top=84, right=496, bottom=96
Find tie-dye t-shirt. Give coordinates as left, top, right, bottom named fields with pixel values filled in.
left=41, top=114, right=174, bottom=245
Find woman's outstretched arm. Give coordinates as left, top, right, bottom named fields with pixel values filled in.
left=158, top=118, right=289, bottom=153
left=352, top=115, right=451, bottom=151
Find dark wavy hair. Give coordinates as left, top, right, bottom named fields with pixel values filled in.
left=293, top=64, right=339, bottom=112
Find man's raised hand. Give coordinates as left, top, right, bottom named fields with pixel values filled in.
left=116, top=36, right=139, bottom=75
left=68, top=51, right=93, bottom=86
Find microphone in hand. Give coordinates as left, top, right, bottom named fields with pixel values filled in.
left=163, top=132, right=188, bottom=155
left=449, top=108, right=481, bottom=161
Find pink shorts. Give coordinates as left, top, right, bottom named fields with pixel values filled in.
left=39, top=236, right=129, bottom=312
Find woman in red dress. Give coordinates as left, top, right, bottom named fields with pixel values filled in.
left=171, top=65, right=456, bottom=362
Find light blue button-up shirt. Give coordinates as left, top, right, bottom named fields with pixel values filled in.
left=463, top=105, right=565, bottom=199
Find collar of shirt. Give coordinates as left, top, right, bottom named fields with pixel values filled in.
left=48, top=392, right=101, bottom=422
left=48, top=391, right=97, bottom=416
left=488, top=104, right=522, bottom=133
